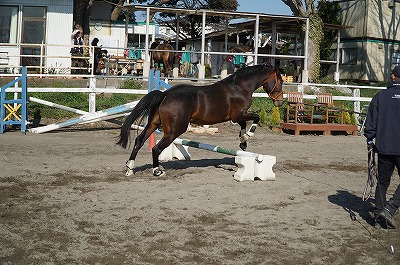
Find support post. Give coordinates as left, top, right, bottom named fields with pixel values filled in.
left=302, top=17, right=310, bottom=83
left=334, top=30, right=341, bottom=83
left=199, top=10, right=206, bottom=80
left=143, top=7, right=151, bottom=79
left=89, top=77, right=96, bottom=113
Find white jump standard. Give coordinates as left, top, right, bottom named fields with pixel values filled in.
left=155, top=138, right=276, bottom=181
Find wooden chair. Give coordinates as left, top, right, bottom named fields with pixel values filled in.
left=286, top=92, right=314, bottom=124
left=316, top=93, right=344, bottom=124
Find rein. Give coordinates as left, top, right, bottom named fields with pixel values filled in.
left=264, top=72, right=283, bottom=100
left=362, top=145, right=377, bottom=201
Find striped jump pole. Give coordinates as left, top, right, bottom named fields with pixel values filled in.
left=30, top=100, right=139, bottom=133
left=159, top=138, right=276, bottom=182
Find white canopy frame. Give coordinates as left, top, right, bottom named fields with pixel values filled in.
left=123, top=4, right=313, bottom=81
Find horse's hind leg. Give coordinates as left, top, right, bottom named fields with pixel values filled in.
left=151, top=116, right=189, bottom=177
left=125, top=118, right=160, bottom=176
left=150, top=135, right=175, bottom=177
left=124, top=129, right=148, bottom=176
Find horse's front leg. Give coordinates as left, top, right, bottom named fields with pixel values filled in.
left=236, top=113, right=260, bottom=151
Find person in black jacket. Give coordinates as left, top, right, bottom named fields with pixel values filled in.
left=364, top=65, right=400, bottom=228
left=70, top=29, right=84, bottom=74
left=91, top=38, right=100, bottom=75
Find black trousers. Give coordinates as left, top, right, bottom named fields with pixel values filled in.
left=374, top=154, right=400, bottom=214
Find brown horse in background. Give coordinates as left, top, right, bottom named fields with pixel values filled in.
left=150, top=43, right=174, bottom=77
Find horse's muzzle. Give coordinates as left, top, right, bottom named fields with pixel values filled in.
left=273, top=99, right=284, bottom=107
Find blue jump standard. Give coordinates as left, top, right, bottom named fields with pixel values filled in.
left=1, top=67, right=28, bottom=133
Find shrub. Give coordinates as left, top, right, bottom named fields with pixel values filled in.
left=343, top=108, right=351, bottom=124
left=350, top=113, right=357, bottom=125
left=270, top=106, right=281, bottom=128
left=118, top=79, right=143, bottom=90
left=259, top=108, right=267, bottom=126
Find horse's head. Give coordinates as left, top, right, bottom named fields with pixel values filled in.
left=262, top=65, right=284, bottom=107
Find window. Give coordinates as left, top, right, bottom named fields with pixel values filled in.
left=23, top=6, right=45, bottom=18
left=391, top=52, right=400, bottom=67
left=0, top=6, right=18, bottom=44
left=341, top=48, right=357, bottom=65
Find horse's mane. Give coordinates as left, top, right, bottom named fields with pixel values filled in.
left=223, top=64, right=274, bottom=84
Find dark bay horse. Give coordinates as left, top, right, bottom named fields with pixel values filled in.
left=117, top=64, right=284, bottom=177
left=150, top=43, right=174, bottom=77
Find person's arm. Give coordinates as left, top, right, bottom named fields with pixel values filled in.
left=364, top=95, right=378, bottom=145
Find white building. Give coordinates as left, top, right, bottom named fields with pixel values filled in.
left=0, top=0, right=159, bottom=74
left=0, top=0, right=74, bottom=73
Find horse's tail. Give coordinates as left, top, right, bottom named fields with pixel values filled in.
left=117, top=90, right=166, bottom=149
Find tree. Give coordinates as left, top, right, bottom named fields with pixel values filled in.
left=317, top=0, right=341, bottom=77
left=72, top=0, right=94, bottom=46
left=281, top=0, right=324, bottom=82
left=73, top=0, right=238, bottom=44
left=73, top=0, right=139, bottom=45
left=144, top=0, right=239, bottom=39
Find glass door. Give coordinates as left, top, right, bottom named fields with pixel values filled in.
left=21, top=6, right=46, bottom=73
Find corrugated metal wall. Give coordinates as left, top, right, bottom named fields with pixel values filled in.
left=46, top=3, right=74, bottom=69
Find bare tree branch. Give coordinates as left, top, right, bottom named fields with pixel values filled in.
left=149, top=0, right=174, bottom=5
left=111, top=0, right=125, bottom=21
left=281, top=0, right=307, bottom=16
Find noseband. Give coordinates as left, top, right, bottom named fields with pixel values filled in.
left=263, top=72, right=283, bottom=101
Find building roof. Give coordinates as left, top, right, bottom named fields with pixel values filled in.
left=124, top=5, right=351, bottom=37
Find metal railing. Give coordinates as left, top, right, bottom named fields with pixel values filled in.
left=0, top=43, right=306, bottom=79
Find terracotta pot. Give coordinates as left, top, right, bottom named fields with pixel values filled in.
left=271, top=127, right=281, bottom=133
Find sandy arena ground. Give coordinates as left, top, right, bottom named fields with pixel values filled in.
left=0, top=122, right=399, bottom=264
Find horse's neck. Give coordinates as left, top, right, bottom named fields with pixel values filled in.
left=243, top=73, right=266, bottom=93
left=216, top=79, right=257, bottom=95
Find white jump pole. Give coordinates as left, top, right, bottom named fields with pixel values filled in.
left=29, top=97, right=88, bottom=115
left=159, top=138, right=276, bottom=181
left=30, top=100, right=139, bottom=133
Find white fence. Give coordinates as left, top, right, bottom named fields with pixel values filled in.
left=3, top=76, right=382, bottom=117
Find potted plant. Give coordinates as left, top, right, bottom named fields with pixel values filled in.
left=259, top=108, right=267, bottom=126
left=270, top=106, right=282, bottom=133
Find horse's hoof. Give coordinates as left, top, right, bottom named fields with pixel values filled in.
left=239, top=142, right=247, bottom=151
left=240, top=134, right=249, bottom=143
left=153, top=167, right=165, bottom=177
left=125, top=169, right=134, bottom=177
left=125, top=160, right=135, bottom=176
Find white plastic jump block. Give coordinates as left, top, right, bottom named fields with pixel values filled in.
left=234, top=155, right=276, bottom=181
left=159, top=139, right=276, bottom=181
left=158, top=141, right=191, bottom=161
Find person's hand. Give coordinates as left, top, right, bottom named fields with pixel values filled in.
left=367, top=140, right=374, bottom=152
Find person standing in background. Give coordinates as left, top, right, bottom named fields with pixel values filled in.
left=70, top=28, right=84, bottom=74
left=91, top=38, right=100, bottom=75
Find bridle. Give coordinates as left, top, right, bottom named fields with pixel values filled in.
left=263, top=72, right=283, bottom=101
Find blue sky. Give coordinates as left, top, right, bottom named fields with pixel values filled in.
left=237, top=0, right=292, bottom=15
